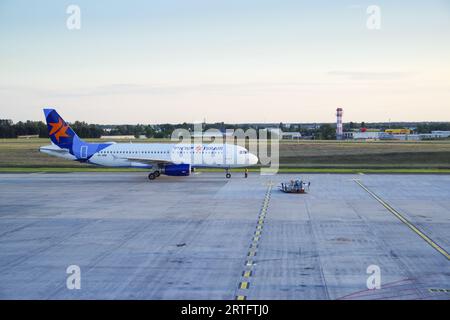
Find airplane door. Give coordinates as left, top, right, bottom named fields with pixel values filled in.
left=80, top=145, right=88, bottom=159
left=225, top=147, right=233, bottom=166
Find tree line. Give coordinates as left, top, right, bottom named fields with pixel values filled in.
left=0, top=120, right=49, bottom=138
left=0, top=120, right=103, bottom=139
left=416, top=123, right=450, bottom=134
left=2, top=118, right=450, bottom=140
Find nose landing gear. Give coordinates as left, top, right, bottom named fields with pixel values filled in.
left=225, top=168, right=231, bottom=179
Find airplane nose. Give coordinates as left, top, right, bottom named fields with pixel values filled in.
left=249, top=153, right=258, bottom=165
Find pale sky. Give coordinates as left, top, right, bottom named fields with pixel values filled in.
left=1, top=0, right=450, bottom=124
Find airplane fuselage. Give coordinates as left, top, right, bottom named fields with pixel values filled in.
left=40, top=142, right=258, bottom=169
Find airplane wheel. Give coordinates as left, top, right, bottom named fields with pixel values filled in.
left=154, top=171, right=160, bottom=177
left=226, top=173, right=231, bottom=179
left=148, top=173, right=156, bottom=180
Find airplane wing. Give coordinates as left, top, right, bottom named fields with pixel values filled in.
left=112, top=154, right=175, bottom=167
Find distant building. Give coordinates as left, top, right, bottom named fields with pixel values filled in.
left=431, top=131, right=450, bottom=138
left=418, top=133, right=435, bottom=140
left=385, top=128, right=411, bottom=135
left=100, top=135, right=135, bottom=139
left=416, top=131, right=450, bottom=140
left=260, top=128, right=282, bottom=139
left=346, top=131, right=450, bottom=141
left=281, top=132, right=302, bottom=140
left=300, top=123, right=320, bottom=130
left=353, top=131, right=384, bottom=140
left=259, top=128, right=303, bottom=140
left=390, top=134, right=421, bottom=141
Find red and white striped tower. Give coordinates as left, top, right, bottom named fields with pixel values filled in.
left=336, top=107, right=343, bottom=140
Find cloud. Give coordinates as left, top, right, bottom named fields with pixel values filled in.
left=34, top=81, right=330, bottom=98
left=328, top=71, right=414, bottom=80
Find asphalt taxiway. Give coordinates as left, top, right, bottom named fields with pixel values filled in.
left=0, top=172, right=449, bottom=299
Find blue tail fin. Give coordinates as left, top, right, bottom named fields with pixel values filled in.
left=43, top=108, right=81, bottom=150
left=43, top=108, right=110, bottom=160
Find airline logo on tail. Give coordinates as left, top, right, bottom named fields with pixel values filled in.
left=48, top=118, right=70, bottom=142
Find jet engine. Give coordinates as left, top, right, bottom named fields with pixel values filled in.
left=162, top=164, right=191, bottom=176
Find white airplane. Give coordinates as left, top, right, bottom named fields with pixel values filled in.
left=39, top=109, right=258, bottom=180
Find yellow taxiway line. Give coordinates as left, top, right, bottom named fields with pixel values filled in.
left=354, top=179, right=450, bottom=261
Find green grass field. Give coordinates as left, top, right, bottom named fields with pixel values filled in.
left=1, top=138, right=450, bottom=174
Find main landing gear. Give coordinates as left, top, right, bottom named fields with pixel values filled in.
left=148, top=170, right=161, bottom=180
left=224, top=168, right=249, bottom=179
